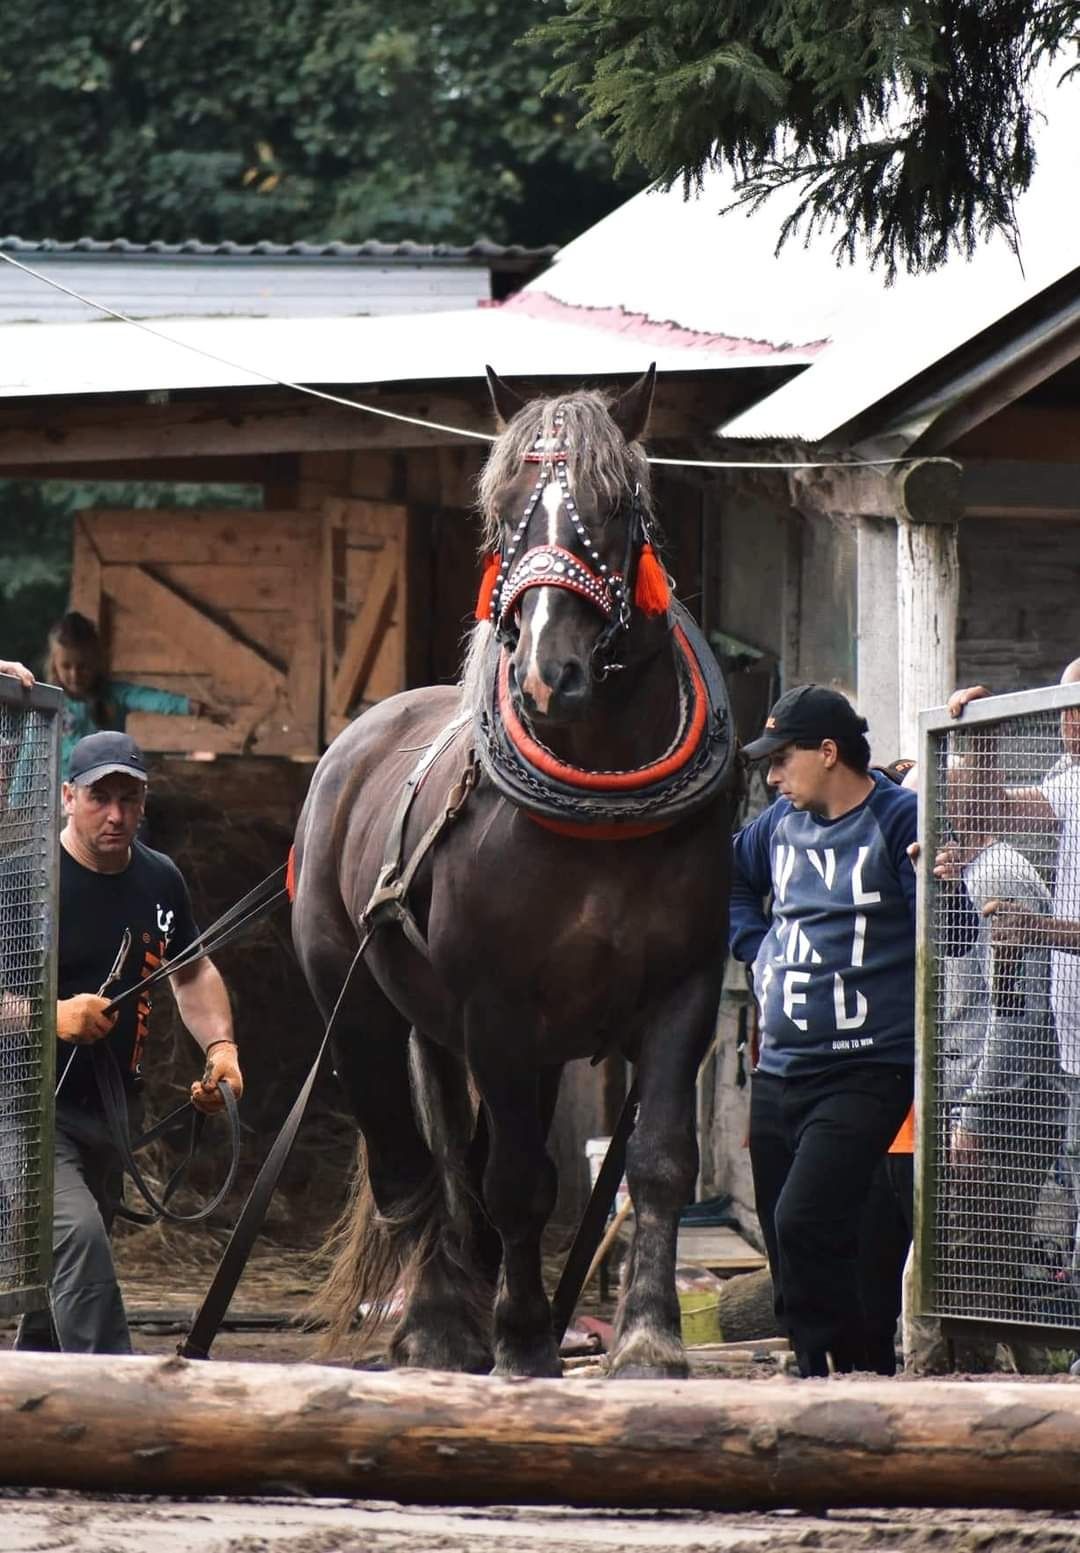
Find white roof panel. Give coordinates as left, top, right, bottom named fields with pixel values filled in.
left=0, top=304, right=791, bottom=402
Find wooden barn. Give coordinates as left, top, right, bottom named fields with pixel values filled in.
left=2, top=84, right=1080, bottom=1239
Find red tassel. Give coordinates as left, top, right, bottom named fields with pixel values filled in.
left=634, top=543, right=670, bottom=616
left=285, top=844, right=297, bottom=903
left=475, top=553, right=500, bottom=621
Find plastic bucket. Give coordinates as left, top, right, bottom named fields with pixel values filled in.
left=585, top=1136, right=630, bottom=1215
left=678, top=1290, right=723, bottom=1347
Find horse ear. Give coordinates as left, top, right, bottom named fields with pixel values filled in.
left=610, top=364, right=656, bottom=444
left=485, top=365, right=527, bottom=427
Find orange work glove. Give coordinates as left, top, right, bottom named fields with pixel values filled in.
left=57, top=994, right=117, bottom=1045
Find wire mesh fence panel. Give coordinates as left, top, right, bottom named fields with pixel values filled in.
left=0, top=677, right=60, bottom=1318
left=916, top=683, right=1080, bottom=1335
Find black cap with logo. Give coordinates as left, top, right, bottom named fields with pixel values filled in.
left=66, top=731, right=148, bottom=787
left=742, top=684, right=869, bottom=761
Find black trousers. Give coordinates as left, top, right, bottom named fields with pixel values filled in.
left=750, top=1062, right=914, bottom=1376
left=857, top=1152, right=914, bottom=1374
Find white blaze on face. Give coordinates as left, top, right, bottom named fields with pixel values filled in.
left=520, top=481, right=564, bottom=712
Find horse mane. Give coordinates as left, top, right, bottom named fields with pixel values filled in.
left=476, top=389, right=652, bottom=553
left=462, top=389, right=655, bottom=714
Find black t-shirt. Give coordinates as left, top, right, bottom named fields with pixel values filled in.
left=56, top=840, right=198, bottom=1106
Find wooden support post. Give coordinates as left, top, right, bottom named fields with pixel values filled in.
left=791, top=458, right=963, bottom=755
left=856, top=516, right=900, bottom=762
left=896, top=515, right=960, bottom=754
left=8, top=1355, right=1080, bottom=1507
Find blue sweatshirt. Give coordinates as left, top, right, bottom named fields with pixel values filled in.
left=729, top=772, right=917, bottom=1077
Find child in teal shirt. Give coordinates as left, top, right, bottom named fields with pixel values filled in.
left=47, top=611, right=210, bottom=771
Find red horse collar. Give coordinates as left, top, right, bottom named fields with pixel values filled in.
left=497, top=623, right=708, bottom=794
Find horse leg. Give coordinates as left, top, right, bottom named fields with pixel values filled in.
left=467, top=1006, right=563, bottom=1378
left=608, top=972, right=721, bottom=1380
left=299, top=937, right=485, bottom=1369
left=393, top=1031, right=495, bottom=1373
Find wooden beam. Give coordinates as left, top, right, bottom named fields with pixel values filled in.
left=951, top=405, right=1080, bottom=463
left=0, top=453, right=298, bottom=485
left=790, top=458, right=963, bottom=524
left=960, top=458, right=1080, bottom=517
left=8, top=1354, right=1080, bottom=1507
left=329, top=541, right=399, bottom=717
left=0, top=377, right=746, bottom=469
left=918, top=311, right=1080, bottom=454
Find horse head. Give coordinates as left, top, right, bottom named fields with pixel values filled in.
left=479, top=366, right=661, bottom=725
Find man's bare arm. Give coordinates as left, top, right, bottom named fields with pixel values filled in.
left=170, top=956, right=242, bottom=1113
left=948, top=685, right=1055, bottom=829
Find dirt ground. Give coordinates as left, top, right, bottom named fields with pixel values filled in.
left=7, top=1246, right=1080, bottom=1551
left=7, top=1494, right=1080, bottom=1553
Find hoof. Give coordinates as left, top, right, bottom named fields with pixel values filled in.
left=607, top=1328, right=688, bottom=1381
left=391, top=1325, right=492, bottom=1375
left=608, top=1360, right=689, bottom=1381
left=492, top=1339, right=563, bottom=1379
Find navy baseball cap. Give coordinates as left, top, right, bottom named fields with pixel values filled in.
left=66, top=731, right=148, bottom=787
left=743, top=684, right=868, bottom=760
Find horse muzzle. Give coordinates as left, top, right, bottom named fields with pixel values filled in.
left=509, top=650, right=593, bottom=725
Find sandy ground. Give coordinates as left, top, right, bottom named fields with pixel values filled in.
left=7, top=1493, right=1080, bottom=1552
left=7, top=1247, right=1080, bottom=1550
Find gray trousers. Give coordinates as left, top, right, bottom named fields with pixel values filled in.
left=14, top=1103, right=133, bottom=1355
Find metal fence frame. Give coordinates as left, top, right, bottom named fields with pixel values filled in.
left=0, top=675, right=60, bottom=1318
left=915, top=681, right=1080, bottom=1346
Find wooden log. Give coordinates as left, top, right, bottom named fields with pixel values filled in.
left=714, top=1267, right=782, bottom=1343
left=5, top=1354, right=1080, bottom=1507
left=789, top=458, right=962, bottom=525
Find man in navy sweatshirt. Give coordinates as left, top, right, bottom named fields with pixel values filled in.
left=730, top=684, right=917, bottom=1378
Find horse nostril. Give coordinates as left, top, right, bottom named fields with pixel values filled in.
left=556, top=659, right=588, bottom=702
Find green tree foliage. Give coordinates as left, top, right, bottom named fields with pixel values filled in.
left=0, top=0, right=644, bottom=249
left=536, top=2, right=1080, bottom=274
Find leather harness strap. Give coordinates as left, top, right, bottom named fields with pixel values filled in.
left=359, top=717, right=477, bottom=960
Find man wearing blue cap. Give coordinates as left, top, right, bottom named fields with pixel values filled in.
left=730, top=684, right=918, bottom=1379
left=15, top=731, right=242, bottom=1355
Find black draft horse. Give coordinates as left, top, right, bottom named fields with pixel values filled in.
left=292, top=367, right=738, bottom=1378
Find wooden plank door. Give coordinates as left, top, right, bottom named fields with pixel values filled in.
left=321, top=497, right=410, bottom=742
left=71, top=508, right=321, bottom=758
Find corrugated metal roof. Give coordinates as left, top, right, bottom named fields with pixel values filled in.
left=0, top=236, right=554, bottom=263
left=0, top=255, right=501, bottom=324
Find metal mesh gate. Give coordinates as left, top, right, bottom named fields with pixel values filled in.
left=0, top=677, right=60, bottom=1318
left=916, top=682, right=1080, bottom=1338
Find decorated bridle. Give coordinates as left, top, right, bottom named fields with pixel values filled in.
left=475, top=415, right=670, bottom=677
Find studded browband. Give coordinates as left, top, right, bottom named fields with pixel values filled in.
left=487, top=421, right=631, bottom=639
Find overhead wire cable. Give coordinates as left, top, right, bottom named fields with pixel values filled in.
left=0, top=249, right=917, bottom=471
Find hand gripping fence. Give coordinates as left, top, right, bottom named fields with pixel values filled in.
left=915, top=681, right=1080, bottom=1349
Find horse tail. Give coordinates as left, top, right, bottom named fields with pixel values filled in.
left=308, top=1138, right=442, bottom=1355
left=308, top=1034, right=493, bottom=1361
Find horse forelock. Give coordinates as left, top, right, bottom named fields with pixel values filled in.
left=463, top=391, right=656, bottom=719
left=476, top=390, right=652, bottom=554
